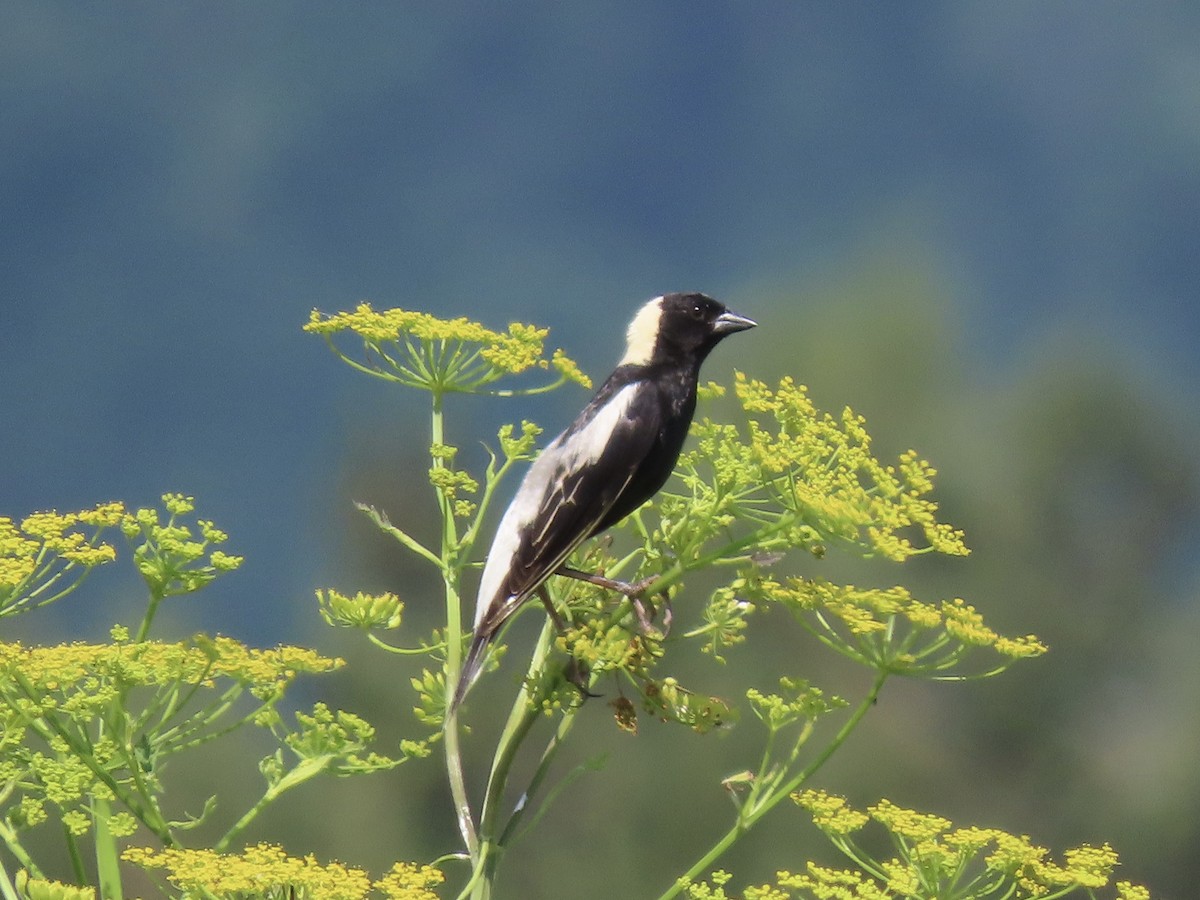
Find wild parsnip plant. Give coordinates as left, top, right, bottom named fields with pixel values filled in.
left=307, top=304, right=1148, bottom=900
left=0, top=304, right=1149, bottom=900
left=0, top=495, right=426, bottom=900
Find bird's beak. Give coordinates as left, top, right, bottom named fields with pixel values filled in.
left=713, top=309, right=757, bottom=335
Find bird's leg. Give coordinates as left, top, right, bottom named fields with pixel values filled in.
left=555, top=565, right=663, bottom=596
left=535, top=583, right=567, bottom=630
left=536, top=584, right=598, bottom=702
left=553, top=566, right=672, bottom=636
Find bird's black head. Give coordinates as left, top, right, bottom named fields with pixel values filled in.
left=620, top=292, right=756, bottom=368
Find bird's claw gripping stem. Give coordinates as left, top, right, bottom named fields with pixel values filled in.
left=554, top=566, right=672, bottom=637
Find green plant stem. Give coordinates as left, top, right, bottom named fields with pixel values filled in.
left=655, top=669, right=888, bottom=900
left=459, top=450, right=518, bottom=552
left=92, top=795, right=124, bottom=900
left=0, top=863, right=18, bottom=900
left=216, top=789, right=278, bottom=853
left=64, top=824, right=87, bottom=885
left=444, top=668, right=476, bottom=858
left=135, top=588, right=165, bottom=642
left=366, top=632, right=445, bottom=655
left=497, top=703, right=581, bottom=846
left=459, top=621, right=558, bottom=900
left=215, top=757, right=329, bottom=852
left=0, top=817, right=41, bottom=879
left=355, top=502, right=444, bottom=571
left=433, top=392, right=478, bottom=857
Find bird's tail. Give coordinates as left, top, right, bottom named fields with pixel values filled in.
left=449, top=629, right=491, bottom=716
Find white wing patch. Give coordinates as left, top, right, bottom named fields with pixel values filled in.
left=619, top=297, right=663, bottom=366
left=473, top=383, right=640, bottom=627
left=554, top=382, right=639, bottom=467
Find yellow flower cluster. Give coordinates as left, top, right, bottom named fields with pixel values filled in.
left=741, top=575, right=1046, bottom=677
left=686, top=866, right=893, bottom=900
left=788, top=791, right=1149, bottom=899
left=285, top=702, right=404, bottom=774
left=539, top=594, right=735, bottom=729
left=316, top=589, right=403, bottom=630
left=557, top=616, right=653, bottom=675
left=426, top=464, right=479, bottom=519
left=674, top=374, right=968, bottom=566
left=549, top=347, right=592, bottom=390
left=5, top=738, right=148, bottom=837
left=869, top=797, right=951, bottom=842
left=772, top=865, right=889, bottom=899
left=746, top=678, right=844, bottom=732
left=410, top=667, right=447, bottom=728
left=0, top=636, right=341, bottom=704
left=789, top=790, right=868, bottom=835
left=121, top=495, right=243, bottom=599
left=305, top=303, right=590, bottom=394
left=123, top=843, right=444, bottom=900
left=680, top=870, right=741, bottom=900
left=374, top=862, right=447, bottom=900
left=15, top=871, right=96, bottom=900
left=121, top=844, right=444, bottom=900
left=306, top=303, right=504, bottom=346
left=495, top=420, right=543, bottom=464
left=1, top=501, right=125, bottom=616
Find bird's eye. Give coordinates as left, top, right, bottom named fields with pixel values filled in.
left=689, top=303, right=705, bottom=319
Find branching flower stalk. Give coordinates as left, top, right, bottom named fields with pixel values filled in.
left=307, top=304, right=591, bottom=892
left=0, top=502, right=125, bottom=620
left=660, top=672, right=884, bottom=900
left=0, top=494, right=417, bottom=900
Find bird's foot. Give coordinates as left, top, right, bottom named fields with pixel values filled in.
left=631, top=589, right=672, bottom=638
left=554, top=566, right=672, bottom=637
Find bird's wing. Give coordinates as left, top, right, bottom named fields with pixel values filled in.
left=475, top=382, right=660, bottom=636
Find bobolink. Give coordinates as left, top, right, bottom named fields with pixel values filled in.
left=453, top=293, right=755, bottom=710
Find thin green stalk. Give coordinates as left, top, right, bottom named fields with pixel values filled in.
left=459, top=451, right=522, bottom=551
left=0, top=863, right=18, bottom=900
left=216, top=789, right=278, bottom=853
left=366, top=632, right=446, bottom=655
left=140, top=664, right=219, bottom=742
left=63, top=825, right=87, bottom=885
left=355, top=503, right=444, bottom=571
left=323, top=337, right=403, bottom=382
left=215, top=756, right=334, bottom=852
left=656, top=670, right=888, bottom=900
left=134, top=588, right=165, bottom=642
left=434, top=392, right=478, bottom=856
left=0, top=816, right=41, bottom=879
left=92, top=796, right=124, bottom=900
left=152, top=684, right=246, bottom=752
left=497, top=706, right=585, bottom=846
left=827, top=835, right=888, bottom=883
left=484, top=374, right=570, bottom=397
left=444, top=668, right=476, bottom=857
left=463, top=621, right=558, bottom=900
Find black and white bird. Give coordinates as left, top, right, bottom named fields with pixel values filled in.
left=452, top=293, right=756, bottom=710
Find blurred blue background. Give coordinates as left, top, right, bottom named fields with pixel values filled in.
left=3, top=5, right=1198, bottom=898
